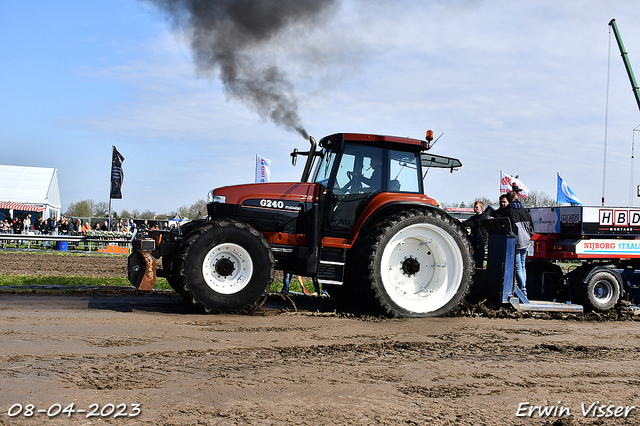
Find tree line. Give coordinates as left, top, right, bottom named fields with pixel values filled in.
left=64, top=199, right=208, bottom=221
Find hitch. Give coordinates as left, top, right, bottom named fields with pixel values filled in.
left=486, top=220, right=583, bottom=314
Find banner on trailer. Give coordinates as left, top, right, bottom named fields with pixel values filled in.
left=110, top=146, right=125, bottom=199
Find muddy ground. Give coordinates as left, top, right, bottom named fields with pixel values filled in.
left=1, top=251, right=639, bottom=425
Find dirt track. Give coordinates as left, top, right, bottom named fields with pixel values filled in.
left=1, top=251, right=640, bottom=425
left=0, top=251, right=126, bottom=277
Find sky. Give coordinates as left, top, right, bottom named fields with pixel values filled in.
left=2, top=0, right=640, bottom=216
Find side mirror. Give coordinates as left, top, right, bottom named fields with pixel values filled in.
left=291, top=148, right=299, bottom=166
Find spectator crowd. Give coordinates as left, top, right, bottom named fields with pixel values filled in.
left=0, top=213, right=169, bottom=236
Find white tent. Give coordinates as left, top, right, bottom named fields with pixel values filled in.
left=0, top=165, right=61, bottom=220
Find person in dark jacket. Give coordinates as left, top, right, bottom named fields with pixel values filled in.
left=491, top=194, right=509, bottom=218
left=462, top=200, right=489, bottom=268
left=48, top=218, right=58, bottom=235
left=493, top=191, right=534, bottom=296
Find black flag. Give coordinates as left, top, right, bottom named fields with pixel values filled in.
left=110, top=146, right=125, bottom=199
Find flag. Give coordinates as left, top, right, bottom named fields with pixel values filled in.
left=110, top=146, right=125, bottom=199
left=255, top=154, right=271, bottom=183
left=500, top=171, right=529, bottom=198
left=557, top=173, right=582, bottom=205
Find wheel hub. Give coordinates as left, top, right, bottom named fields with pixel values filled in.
left=594, top=281, right=612, bottom=300
left=215, top=257, right=235, bottom=277
left=401, top=256, right=421, bottom=277
left=202, top=243, right=254, bottom=295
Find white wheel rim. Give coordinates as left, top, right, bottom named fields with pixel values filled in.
left=380, top=222, right=464, bottom=313
left=202, top=243, right=253, bottom=294
left=593, top=279, right=613, bottom=304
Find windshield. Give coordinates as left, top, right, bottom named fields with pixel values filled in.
left=312, top=149, right=335, bottom=186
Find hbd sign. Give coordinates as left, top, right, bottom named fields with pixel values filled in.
left=599, top=209, right=640, bottom=227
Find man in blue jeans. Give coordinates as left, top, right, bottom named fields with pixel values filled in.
left=493, top=191, right=534, bottom=297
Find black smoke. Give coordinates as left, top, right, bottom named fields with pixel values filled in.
left=146, top=0, right=338, bottom=139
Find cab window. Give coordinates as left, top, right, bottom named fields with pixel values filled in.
left=389, top=150, right=420, bottom=193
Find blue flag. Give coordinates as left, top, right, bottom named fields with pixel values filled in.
left=557, top=173, right=582, bottom=205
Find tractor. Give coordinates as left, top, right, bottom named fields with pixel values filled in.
left=128, top=131, right=473, bottom=317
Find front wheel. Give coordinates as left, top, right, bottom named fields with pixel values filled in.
left=364, top=209, right=473, bottom=317
left=174, top=220, right=274, bottom=313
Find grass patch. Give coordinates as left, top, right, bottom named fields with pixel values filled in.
left=0, top=275, right=172, bottom=290
left=269, top=277, right=321, bottom=294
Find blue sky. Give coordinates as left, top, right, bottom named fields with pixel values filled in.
left=2, top=0, right=640, bottom=215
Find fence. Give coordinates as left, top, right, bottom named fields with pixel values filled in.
left=0, top=233, right=132, bottom=253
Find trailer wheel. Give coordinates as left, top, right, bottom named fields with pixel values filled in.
left=364, top=209, right=473, bottom=317
left=582, top=270, right=621, bottom=312
left=174, top=220, right=274, bottom=314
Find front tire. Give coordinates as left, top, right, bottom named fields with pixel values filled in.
left=163, top=254, right=185, bottom=296
left=364, top=209, right=473, bottom=317
left=174, top=220, right=274, bottom=313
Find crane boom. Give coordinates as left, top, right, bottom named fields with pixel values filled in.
left=609, top=19, right=640, bottom=112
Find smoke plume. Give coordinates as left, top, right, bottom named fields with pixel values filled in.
left=147, top=0, right=337, bottom=139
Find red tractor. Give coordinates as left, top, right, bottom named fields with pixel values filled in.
left=128, top=132, right=473, bottom=317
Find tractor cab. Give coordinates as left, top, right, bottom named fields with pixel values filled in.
left=312, top=139, right=421, bottom=238
left=292, top=132, right=461, bottom=239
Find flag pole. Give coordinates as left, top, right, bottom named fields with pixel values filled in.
left=108, top=145, right=113, bottom=230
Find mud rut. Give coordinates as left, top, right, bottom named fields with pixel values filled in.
left=1, top=251, right=639, bottom=425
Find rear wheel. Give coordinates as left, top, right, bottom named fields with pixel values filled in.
left=363, top=209, right=473, bottom=317
left=174, top=220, right=274, bottom=313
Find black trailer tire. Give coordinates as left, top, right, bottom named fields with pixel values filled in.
left=174, top=220, right=274, bottom=314
left=362, top=209, right=473, bottom=317
left=581, top=270, right=621, bottom=312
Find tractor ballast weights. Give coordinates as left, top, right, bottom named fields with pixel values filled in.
left=128, top=131, right=475, bottom=317
left=496, top=206, right=640, bottom=313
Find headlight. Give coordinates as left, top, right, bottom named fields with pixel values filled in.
left=207, top=190, right=226, bottom=204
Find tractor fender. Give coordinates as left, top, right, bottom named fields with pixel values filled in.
left=353, top=197, right=452, bottom=243
left=177, top=219, right=210, bottom=240
left=567, top=264, right=624, bottom=294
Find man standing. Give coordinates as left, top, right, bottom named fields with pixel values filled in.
left=462, top=201, right=489, bottom=268
left=493, top=191, right=534, bottom=297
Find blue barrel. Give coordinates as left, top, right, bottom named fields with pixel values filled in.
left=56, top=241, right=68, bottom=251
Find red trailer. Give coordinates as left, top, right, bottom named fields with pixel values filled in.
left=525, top=206, right=640, bottom=312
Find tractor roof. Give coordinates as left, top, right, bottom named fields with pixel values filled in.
left=319, top=133, right=431, bottom=152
